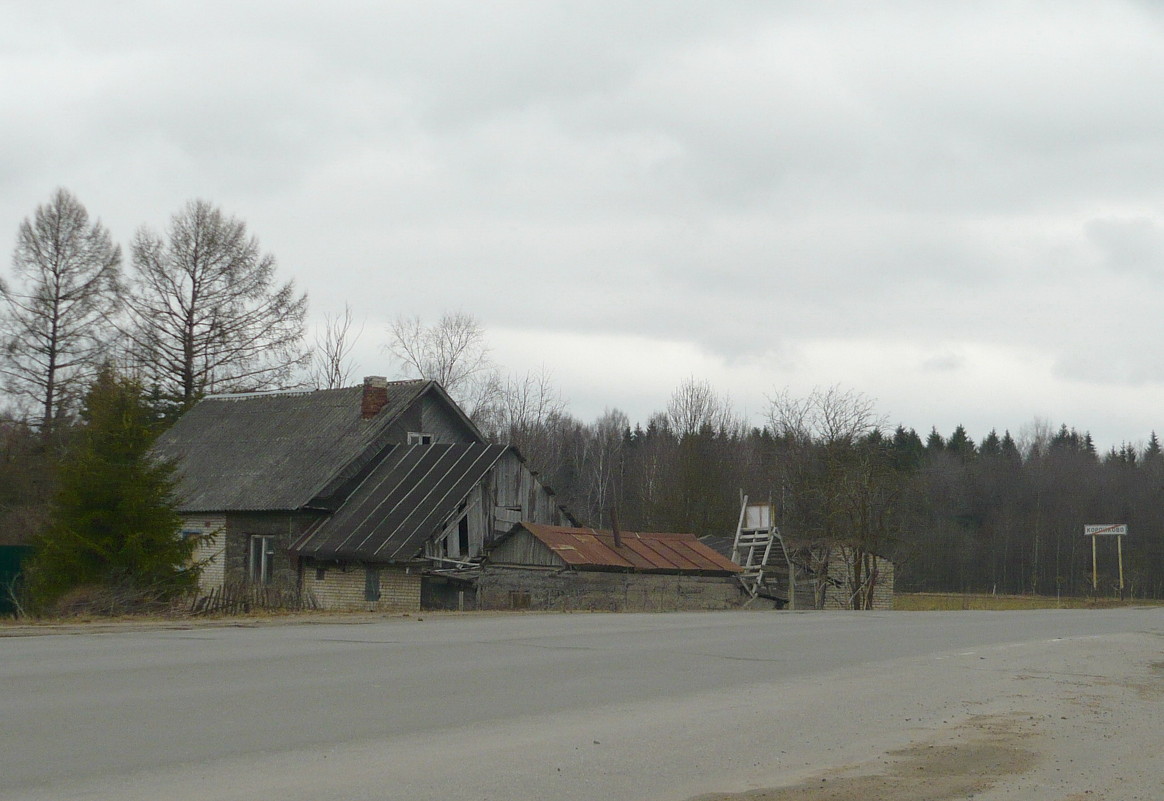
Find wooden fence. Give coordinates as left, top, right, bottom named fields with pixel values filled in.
left=190, top=581, right=319, bottom=615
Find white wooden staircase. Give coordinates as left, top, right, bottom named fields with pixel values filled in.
left=731, top=495, right=774, bottom=598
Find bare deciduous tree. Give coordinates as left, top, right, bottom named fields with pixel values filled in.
left=766, top=385, right=882, bottom=446
left=573, top=408, right=629, bottom=525
left=122, top=200, right=308, bottom=411
left=386, top=311, right=501, bottom=420
left=666, top=376, right=740, bottom=438
left=487, top=365, right=569, bottom=474
left=0, top=189, right=121, bottom=437
left=495, top=366, right=565, bottom=436
left=766, top=385, right=895, bottom=609
left=309, top=303, right=363, bottom=390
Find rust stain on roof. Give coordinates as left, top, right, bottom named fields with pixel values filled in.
left=520, top=523, right=742, bottom=575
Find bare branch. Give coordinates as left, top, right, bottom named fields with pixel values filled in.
left=666, top=376, right=741, bottom=438
left=309, top=304, right=363, bottom=389
left=385, top=311, right=499, bottom=412
left=120, top=200, right=309, bottom=410
left=0, top=188, right=122, bottom=436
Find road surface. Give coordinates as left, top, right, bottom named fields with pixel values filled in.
left=2, top=608, right=1162, bottom=800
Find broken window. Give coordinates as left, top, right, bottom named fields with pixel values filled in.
left=249, top=535, right=276, bottom=585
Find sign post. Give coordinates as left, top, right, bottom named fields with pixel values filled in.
left=1118, top=535, right=1124, bottom=595
left=1083, top=524, right=1128, bottom=594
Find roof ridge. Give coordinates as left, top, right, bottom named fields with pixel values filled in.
left=203, top=378, right=427, bottom=402
left=204, top=387, right=354, bottom=401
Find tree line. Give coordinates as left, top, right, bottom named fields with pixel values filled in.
left=394, top=317, right=1164, bottom=601
left=509, top=392, right=1164, bottom=600
left=3, top=189, right=1162, bottom=609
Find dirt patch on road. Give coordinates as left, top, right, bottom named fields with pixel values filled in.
left=690, top=714, right=1039, bottom=801
left=1133, top=660, right=1164, bottom=699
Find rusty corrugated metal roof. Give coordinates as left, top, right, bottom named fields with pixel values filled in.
left=519, top=523, right=742, bottom=575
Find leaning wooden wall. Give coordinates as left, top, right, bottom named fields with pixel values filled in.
left=478, top=566, right=745, bottom=612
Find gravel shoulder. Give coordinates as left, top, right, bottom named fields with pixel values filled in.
left=690, top=628, right=1164, bottom=801
left=0, top=609, right=484, bottom=637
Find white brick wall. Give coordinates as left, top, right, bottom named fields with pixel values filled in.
left=820, top=556, right=895, bottom=610
left=306, top=564, right=422, bottom=611
left=182, top=516, right=226, bottom=594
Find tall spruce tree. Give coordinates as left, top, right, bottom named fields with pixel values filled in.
left=25, top=367, right=195, bottom=612
left=946, top=424, right=977, bottom=459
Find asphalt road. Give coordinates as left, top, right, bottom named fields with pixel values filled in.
left=2, top=608, right=1162, bottom=800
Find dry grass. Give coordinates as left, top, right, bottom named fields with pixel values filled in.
left=895, top=592, right=1164, bottom=611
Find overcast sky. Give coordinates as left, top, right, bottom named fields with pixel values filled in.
left=4, top=1, right=1164, bottom=449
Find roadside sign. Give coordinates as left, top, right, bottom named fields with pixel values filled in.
left=1084, top=524, right=1128, bottom=594
left=1084, top=524, right=1128, bottom=537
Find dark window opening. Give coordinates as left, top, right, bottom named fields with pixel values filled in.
left=458, top=515, right=470, bottom=557
left=249, top=535, right=276, bottom=585
left=509, top=590, right=531, bottom=610
left=407, top=432, right=434, bottom=445
left=365, top=567, right=381, bottom=601
left=315, top=566, right=327, bottom=581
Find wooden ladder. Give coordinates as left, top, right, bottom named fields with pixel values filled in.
left=731, top=494, right=777, bottom=598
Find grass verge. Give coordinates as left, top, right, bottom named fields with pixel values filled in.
left=895, top=592, right=1164, bottom=611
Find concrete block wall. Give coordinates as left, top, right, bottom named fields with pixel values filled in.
left=306, top=563, right=422, bottom=611
left=478, top=567, right=746, bottom=612
left=820, top=557, right=895, bottom=610
left=872, top=560, right=894, bottom=609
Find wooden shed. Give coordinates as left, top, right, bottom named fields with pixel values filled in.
left=478, top=523, right=746, bottom=612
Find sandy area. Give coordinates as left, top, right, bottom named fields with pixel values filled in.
left=692, top=637, right=1164, bottom=801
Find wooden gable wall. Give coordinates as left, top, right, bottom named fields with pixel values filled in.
left=425, top=450, right=565, bottom=562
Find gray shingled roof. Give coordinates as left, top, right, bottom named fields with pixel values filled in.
left=152, top=381, right=431, bottom=512
left=294, top=443, right=508, bottom=561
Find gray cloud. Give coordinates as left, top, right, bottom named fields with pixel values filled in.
left=4, top=1, right=1164, bottom=446
left=1087, top=217, right=1164, bottom=275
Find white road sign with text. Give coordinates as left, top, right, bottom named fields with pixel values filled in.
left=1084, top=524, right=1128, bottom=537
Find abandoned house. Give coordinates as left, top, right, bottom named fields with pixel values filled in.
left=793, top=542, right=895, bottom=610
left=478, top=522, right=746, bottom=612
left=702, top=498, right=895, bottom=612
left=151, top=376, right=571, bottom=611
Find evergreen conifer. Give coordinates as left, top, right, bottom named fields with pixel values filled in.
left=26, top=367, right=196, bottom=612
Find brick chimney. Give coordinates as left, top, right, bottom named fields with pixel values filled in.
left=361, top=376, right=389, bottom=419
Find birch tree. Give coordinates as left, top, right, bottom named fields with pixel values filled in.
left=309, top=303, right=362, bottom=390
left=123, top=200, right=308, bottom=411
left=386, top=311, right=501, bottom=420
left=0, top=189, right=121, bottom=438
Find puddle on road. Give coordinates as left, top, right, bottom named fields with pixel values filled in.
left=689, top=714, right=1038, bottom=801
